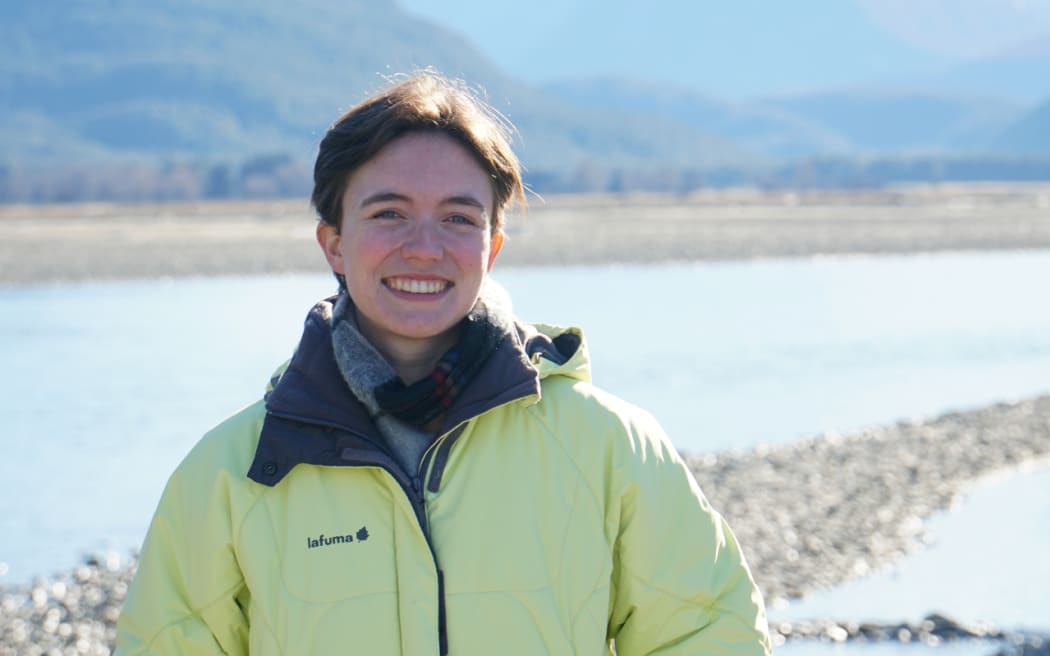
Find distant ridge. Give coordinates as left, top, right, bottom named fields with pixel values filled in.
left=0, top=0, right=756, bottom=174
left=994, top=99, right=1050, bottom=154
left=0, top=0, right=510, bottom=159
left=923, top=34, right=1050, bottom=103
left=2, top=1, right=1049, bottom=201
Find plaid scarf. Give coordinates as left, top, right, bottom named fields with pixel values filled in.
left=372, top=304, right=504, bottom=425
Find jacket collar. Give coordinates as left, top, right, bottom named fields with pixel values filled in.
left=247, top=296, right=584, bottom=487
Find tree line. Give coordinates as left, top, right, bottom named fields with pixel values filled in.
left=3, top=154, right=1050, bottom=204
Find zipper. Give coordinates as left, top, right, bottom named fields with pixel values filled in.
left=419, top=424, right=467, bottom=494
left=415, top=423, right=478, bottom=654
left=415, top=425, right=468, bottom=655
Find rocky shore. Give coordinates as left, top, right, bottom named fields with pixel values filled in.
left=694, top=394, right=1050, bottom=654
left=2, top=394, right=1048, bottom=654
left=693, top=395, right=1050, bottom=605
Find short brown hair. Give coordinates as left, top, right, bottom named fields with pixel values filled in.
left=311, top=71, right=525, bottom=235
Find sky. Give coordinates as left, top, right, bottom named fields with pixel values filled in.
left=857, top=0, right=1050, bottom=57
left=397, top=0, right=1050, bottom=98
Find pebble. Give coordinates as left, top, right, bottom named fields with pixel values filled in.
left=0, top=554, right=133, bottom=655
left=769, top=613, right=1050, bottom=655
left=2, top=395, right=1048, bottom=653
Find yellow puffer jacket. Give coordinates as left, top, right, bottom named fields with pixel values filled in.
left=116, top=300, right=770, bottom=655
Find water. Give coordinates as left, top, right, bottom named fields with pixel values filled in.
left=773, top=462, right=1050, bottom=632
left=501, top=253, right=1050, bottom=451
left=771, top=462, right=1050, bottom=656
left=2, top=252, right=1050, bottom=612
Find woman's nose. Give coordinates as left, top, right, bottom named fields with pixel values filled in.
left=400, top=219, right=443, bottom=260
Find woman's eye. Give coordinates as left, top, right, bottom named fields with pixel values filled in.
left=446, top=214, right=476, bottom=226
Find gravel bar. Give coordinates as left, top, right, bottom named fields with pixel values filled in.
left=3, top=184, right=1050, bottom=285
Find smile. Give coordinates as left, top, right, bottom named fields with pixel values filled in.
left=384, top=277, right=451, bottom=295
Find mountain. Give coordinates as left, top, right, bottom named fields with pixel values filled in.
left=2, top=0, right=1049, bottom=200
left=397, top=0, right=955, bottom=98
left=542, top=78, right=850, bottom=159
left=543, top=78, right=1026, bottom=158
left=994, top=98, right=1050, bottom=154
left=759, top=90, right=1024, bottom=154
left=919, top=34, right=1050, bottom=103
left=0, top=0, right=509, bottom=159
left=0, top=0, right=758, bottom=176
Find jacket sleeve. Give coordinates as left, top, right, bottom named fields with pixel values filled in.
left=606, top=410, right=771, bottom=655
left=115, top=429, right=253, bottom=655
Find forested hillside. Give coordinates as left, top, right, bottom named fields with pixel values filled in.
left=2, top=1, right=1048, bottom=202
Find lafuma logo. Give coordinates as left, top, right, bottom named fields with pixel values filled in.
left=307, top=526, right=370, bottom=550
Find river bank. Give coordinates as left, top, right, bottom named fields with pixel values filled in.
left=2, top=394, right=1048, bottom=653
left=2, top=183, right=1050, bottom=285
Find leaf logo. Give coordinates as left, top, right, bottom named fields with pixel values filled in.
left=356, top=526, right=369, bottom=542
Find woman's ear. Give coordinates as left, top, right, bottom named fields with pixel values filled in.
left=316, top=222, right=346, bottom=275
left=487, top=231, right=504, bottom=271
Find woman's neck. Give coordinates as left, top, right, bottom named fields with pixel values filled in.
left=370, top=330, right=459, bottom=384
left=387, top=347, right=443, bottom=384
left=345, top=302, right=462, bottom=384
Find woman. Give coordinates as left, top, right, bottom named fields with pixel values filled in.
left=116, top=72, right=771, bottom=655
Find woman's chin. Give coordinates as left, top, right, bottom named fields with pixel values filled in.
left=361, top=313, right=462, bottom=350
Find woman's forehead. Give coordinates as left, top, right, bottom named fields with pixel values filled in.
left=343, top=133, right=495, bottom=210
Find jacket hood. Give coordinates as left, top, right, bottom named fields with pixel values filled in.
left=517, top=322, right=591, bottom=385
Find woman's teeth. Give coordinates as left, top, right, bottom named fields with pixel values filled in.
left=386, top=278, right=448, bottom=294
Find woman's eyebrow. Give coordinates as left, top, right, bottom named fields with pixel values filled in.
left=359, top=191, right=486, bottom=211
left=443, top=194, right=486, bottom=210
left=359, top=191, right=411, bottom=208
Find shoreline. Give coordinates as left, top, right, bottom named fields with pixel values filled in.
left=3, top=393, right=1049, bottom=652
left=3, top=184, right=1050, bottom=285
left=693, top=394, right=1050, bottom=606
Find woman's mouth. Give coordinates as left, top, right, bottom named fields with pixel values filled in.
left=384, top=277, right=451, bottom=295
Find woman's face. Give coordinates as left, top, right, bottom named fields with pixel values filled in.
left=318, top=132, right=503, bottom=359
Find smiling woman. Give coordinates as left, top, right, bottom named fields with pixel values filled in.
left=114, top=71, right=771, bottom=655
left=316, top=132, right=504, bottom=383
